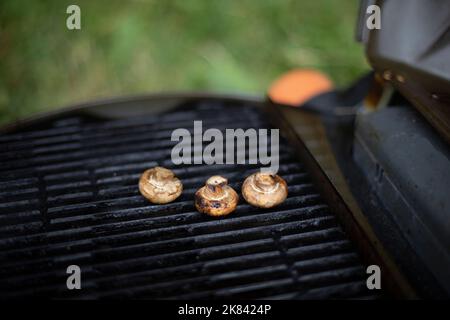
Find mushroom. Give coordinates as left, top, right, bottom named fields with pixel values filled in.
left=242, top=172, right=288, bottom=208
left=195, top=176, right=239, bottom=217
left=139, top=167, right=183, bottom=204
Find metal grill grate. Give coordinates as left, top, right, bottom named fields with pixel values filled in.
left=0, top=99, right=376, bottom=299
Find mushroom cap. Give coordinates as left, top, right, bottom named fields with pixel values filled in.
left=242, top=172, right=288, bottom=208
left=139, top=166, right=183, bottom=204
left=195, top=175, right=239, bottom=217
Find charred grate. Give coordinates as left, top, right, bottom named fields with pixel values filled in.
left=0, top=99, right=377, bottom=299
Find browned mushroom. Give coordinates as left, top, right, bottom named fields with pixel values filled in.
left=195, top=176, right=238, bottom=216
left=242, top=172, right=288, bottom=208
left=139, top=167, right=183, bottom=204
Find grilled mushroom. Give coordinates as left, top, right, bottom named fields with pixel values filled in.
left=139, top=167, right=183, bottom=204
left=195, top=176, right=238, bottom=216
left=242, top=172, right=288, bottom=208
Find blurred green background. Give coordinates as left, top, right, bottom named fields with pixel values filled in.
left=0, top=0, right=368, bottom=125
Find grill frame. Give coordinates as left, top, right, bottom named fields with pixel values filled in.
left=267, top=103, right=417, bottom=298
left=0, top=93, right=396, bottom=299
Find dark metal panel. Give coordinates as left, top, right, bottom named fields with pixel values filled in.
left=354, top=106, right=450, bottom=294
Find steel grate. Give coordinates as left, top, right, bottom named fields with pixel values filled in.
left=0, top=99, right=377, bottom=299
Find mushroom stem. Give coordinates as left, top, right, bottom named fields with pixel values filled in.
left=242, top=172, right=288, bottom=208
left=204, top=176, right=228, bottom=199
left=253, top=173, right=279, bottom=193
left=153, top=167, right=174, bottom=180
left=195, top=175, right=238, bottom=216
left=139, top=167, right=183, bottom=204
left=149, top=167, right=174, bottom=188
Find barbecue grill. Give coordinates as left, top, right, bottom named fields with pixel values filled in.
left=0, top=95, right=383, bottom=299
left=1, top=0, right=449, bottom=299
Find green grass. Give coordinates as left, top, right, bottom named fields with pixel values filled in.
left=0, top=0, right=368, bottom=125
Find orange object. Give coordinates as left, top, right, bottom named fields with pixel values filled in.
left=268, top=69, right=334, bottom=106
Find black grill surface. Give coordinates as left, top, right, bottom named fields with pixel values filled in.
left=0, top=99, right=376, bottom=299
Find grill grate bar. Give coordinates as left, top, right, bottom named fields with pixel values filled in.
left=0, top=115, right=265, bottom=171
left=0, top=204, right=333, bottom=261
left=1, top=240, right=363, bottom=299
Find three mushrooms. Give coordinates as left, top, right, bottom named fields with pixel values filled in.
left=139, top=166, right=288, bottom=217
